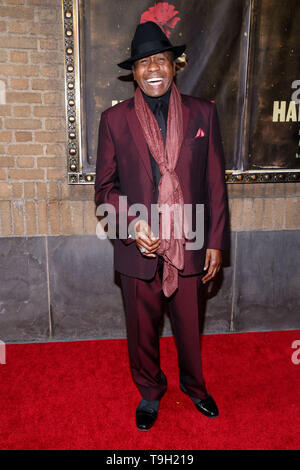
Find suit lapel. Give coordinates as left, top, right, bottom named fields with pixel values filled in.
left=181, top=95, right=190, bottom=143
left=126, top=99, right=154, bottom=185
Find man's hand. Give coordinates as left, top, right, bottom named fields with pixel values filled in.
left=201, top=248, right=222, bottom=284
left=134, top=220, right=160, bottom=258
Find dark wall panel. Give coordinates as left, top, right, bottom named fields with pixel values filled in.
left=48, top=235, right=126, bottom=340
left=234, top=230, right=300, bottom=331
left=0, top=237, right=49, bottom=342
left=0, top=231, right=299, bottom=343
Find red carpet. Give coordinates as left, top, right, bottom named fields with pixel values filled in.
left=0, top=330, right=299, bottom=450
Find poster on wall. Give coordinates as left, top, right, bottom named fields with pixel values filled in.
left=245, top=0, right=300, bottom=175
left=62, top=0, right=300, bottom=183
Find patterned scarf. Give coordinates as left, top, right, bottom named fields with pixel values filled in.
left=134, top=82, right=185, bottom=297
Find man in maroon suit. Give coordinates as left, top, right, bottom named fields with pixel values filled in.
left=95, top=21, right=229, bottom=431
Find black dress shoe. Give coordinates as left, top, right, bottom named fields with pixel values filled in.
left=194, top=395, right=219, bottom=418
left=136, top=407, right=158, bottom=431
left=180, top=383, right=219, bottom=418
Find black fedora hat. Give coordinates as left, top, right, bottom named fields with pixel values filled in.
left=118, top=21, right=186, bottom=70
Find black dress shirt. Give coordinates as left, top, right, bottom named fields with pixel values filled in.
left=142, top=88, right=171, bottom=202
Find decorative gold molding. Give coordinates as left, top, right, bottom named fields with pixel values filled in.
left=225, top=170, right=300, bottom=184
left=62, top=0, right=94, bottom=184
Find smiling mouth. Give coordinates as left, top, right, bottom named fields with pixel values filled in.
left=146, top=78, right=164, bottom=86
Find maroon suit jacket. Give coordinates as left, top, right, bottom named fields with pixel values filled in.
left=94, top=93, right=229, bottom=280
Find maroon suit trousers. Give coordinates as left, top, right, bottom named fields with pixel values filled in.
left=120, top=257, right=208, bottom=402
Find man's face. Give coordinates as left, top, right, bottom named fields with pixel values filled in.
left=132, top=51, right=176, bottom=97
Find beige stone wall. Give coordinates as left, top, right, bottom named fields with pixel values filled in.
left=228, top=183, right=300, bottom=231
left=0, top=0, right=299, bottom=238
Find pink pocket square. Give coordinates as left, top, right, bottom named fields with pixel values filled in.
left=195, top=127, right=205, bottom=138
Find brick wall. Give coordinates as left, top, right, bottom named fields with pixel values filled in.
left=0, top=0, right=300, bottom=239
